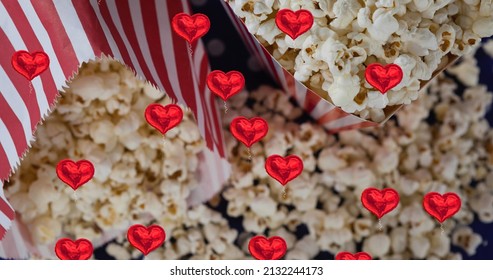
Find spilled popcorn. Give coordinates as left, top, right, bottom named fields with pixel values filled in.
left=226, top=0, right=493, bottom=122
left=5, top=40, right=493, bottom=259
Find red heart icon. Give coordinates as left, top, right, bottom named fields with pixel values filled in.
left=145, top=104, right=183, bottom=135
left=248, top=236, right=287, bottom=260
left=423, top=192, right=461, bottom=223
left=207, top=70, right=245, bottom=101
left=171, top=13, right=210, bottom=43
left=55, top=238, right=93, bottom=260
left=335, top=252, right=372, bottom=260
left=230, top=117, right=268, bottom=148
left=11, top=50, right=50, bottom=81
left=265, top=155, right=303, bottom=185
left=365, top=63, right=403, bottom=94
left=275, top=9, right=314, bottom=39
left=361, top=187, right=400, bottom=219
left=56, top=159, right=95, bottom=191
left=127, top=224, right=166, bottom=255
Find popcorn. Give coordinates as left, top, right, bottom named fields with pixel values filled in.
left=228, top=0, right=492, bottom=122
left=362, top=234, right=391, bottom=258
left=7, top=38, right=493, bottom=260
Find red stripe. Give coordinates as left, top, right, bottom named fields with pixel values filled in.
left=0, top=93, right=27, bottom=157
left=71, top=0, right=113, bottom=57
left=167, top=2, right=198, bottom=116
left=115, top=1, right=156, bottom=87
left=98, top=1, right=133, bottom=64
left=140, top=1, right=175, bottom=101
left=0, top=197, right=14, bottom=220
left=0, top=225, right=6, bottom=241
left=0, top=142, right=12, bottom=181
left=0, top=28, right=41, bottom=128
left=30, top=1, right=79, bottom=78
left=3, top=1, right=58, bottom=111
left=201, top=57, right=224, bottom=156
left=303, top=90, right=321, bottom=113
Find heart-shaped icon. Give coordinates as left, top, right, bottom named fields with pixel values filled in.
left=56, top=159, right=95, bottom=191
left=365, top=63, right=403, bottom=94
left=230, top=117, right=268, bottom=148
left=275, top=9, right=314, bottom=39
left=207, top=70, right=245, bottom=101
left=145, top=104, right=183, bottom=136
left=55, top=238, right=93, bottom=260
left=265, top=155, right=303, bottom=185
left=172, top=13, right=210, bottom=44
left=423, top=192, right=461, bottom=223
left=127, top=224, right=166, bottom=255
left=248, top=236, right=287, bottom=260
left=335, top=252, right=372, bottom=260
left=11, top=50, right=50, bottom=81
left=361, top=187, right=400, bottom=219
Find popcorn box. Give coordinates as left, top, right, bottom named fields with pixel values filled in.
left=221, top=1, right=461, bottom=133
left=0, top=0, right=230, bottom=259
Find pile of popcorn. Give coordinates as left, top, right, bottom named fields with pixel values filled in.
left=4, top=59, right=207, bottom=252
left=4, top=39, right=493, bottom=259
left=226, top=0, right=493, bottom=122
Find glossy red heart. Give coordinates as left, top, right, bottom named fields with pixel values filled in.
left=207, top=70, right=245, bottom=101
left=230, top=117, right=268, bottom=148
left=55, top=238, right=93, bottom=260
left=127, top=224, right=166, bottom=255
left=248, top=236, right=287, bottom=260
left=365, top=63, right=403, bottom=94
left=172, top=13, right=210, bottom=43
left=335, top=252, right=372, bottom=260
left=275, top=9, right=314, bottom=39
left=145, top=104, right=183, bottom=135
left=423, top=192, right=461, bottom=223
left=56, top=159, right=95, bottom=191
left=265, top=155, right=303, bottom=185
left=11, top=50, right=50, bottom=81
left=361, top=187, right=400, bottom=219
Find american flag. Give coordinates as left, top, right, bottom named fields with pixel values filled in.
left=0, top=0, right=230, bottom=258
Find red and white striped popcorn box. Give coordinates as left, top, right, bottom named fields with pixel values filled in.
left=0, top=0, right=230, bottom=259
left=220, top=1, right=459, bottom=134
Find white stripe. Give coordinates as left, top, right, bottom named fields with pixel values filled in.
left=310, top=99, right=330, bottom=120
left=0, top=119, right=22, bottom=169
left=295, top=79, right=307, bottom=106
left=0, top=243, right=6, bottom=258
left=0, top=66, right=33, bottom=145
left=10, top=221, right=29, bottom=258
left=157, top=0, right=186, bottom=106
left=193, top=41, right=205, bottom=76
left=181, top=0, right=192, bottom=13
left=187, top=58, right=206, bottom=137
left=105, top=0, right=146, bottom=80
left=128, top=0, right=165, bottom=91
left=90, top=0, right=123, bottom=60
left=52, top=0, right=96, bottom=63
left=0, top=180, right=5, bottom=198
left=323, top=114, right=367, bottom=130
left=17, top=1, right=66, bottom=91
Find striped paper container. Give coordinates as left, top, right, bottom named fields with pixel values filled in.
left=220, top=1, right=459, bottom=134
left=0, top=0, right=230, bottom=259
